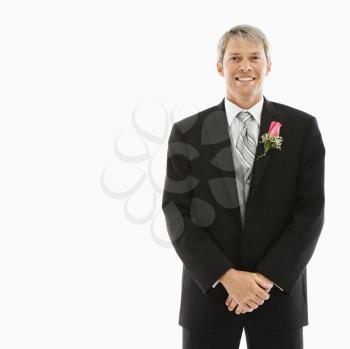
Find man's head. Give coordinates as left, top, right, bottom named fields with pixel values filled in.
left=216, top=24, right=271, bottom=108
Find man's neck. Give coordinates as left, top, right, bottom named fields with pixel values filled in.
left=226, top=94, right=263, bottom=110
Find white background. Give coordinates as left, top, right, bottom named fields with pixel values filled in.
left=0, top=1, right=348, bottom=348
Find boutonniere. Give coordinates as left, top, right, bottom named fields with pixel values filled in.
left=257, top=121, right=283, bottom=159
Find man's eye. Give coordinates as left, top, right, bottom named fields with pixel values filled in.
left=252, top=56, right=260, bottom=60
left=230, top=57, right=239, bottom=61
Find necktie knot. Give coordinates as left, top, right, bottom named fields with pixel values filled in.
left=236, top=111, right=253, bottom=127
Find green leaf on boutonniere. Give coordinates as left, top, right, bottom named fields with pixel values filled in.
left=257, top=133, right=283, bottom=159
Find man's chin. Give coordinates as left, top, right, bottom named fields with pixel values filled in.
left=236, top=90, right=258, bottom=99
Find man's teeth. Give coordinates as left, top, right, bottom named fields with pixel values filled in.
left=237, top=77, right=255, bottom=81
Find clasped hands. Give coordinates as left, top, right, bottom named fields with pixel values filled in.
left=219, top=268, right=274, bottom=315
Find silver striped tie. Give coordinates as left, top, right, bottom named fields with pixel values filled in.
left=235, top=111, right=257, bottom=180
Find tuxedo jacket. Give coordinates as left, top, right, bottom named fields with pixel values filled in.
left=162, top=96, right=325, bottom=331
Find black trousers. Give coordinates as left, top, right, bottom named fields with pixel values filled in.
left=182, top=316, right=303, bottom=349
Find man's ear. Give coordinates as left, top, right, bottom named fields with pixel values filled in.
left=265, top=60, right=272, bottom=76
left=217, top=62, right=224, bottom=77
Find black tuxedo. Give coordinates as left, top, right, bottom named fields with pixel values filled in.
left=162, top=96, right=325, bottom=332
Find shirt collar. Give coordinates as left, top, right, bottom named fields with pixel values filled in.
left=224, top=96, right=264, bottom=127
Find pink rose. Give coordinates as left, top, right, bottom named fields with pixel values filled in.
left=268, top=121, right=282, bottom=137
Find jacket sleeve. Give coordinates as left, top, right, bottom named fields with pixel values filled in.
left=162, top=123, right=234, bottom=295
left=256, top=117, right=325, bottom=295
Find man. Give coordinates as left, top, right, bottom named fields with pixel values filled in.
left=162, top=24, right=325, bottom=349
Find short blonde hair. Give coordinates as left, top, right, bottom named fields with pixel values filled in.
left=217, top=24, right=271, bottom=64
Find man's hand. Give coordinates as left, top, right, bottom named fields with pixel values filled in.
left=219, top=269, right=274, bottom=315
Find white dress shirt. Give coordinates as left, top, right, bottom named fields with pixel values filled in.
left=211, top=97, right=284, bottom=292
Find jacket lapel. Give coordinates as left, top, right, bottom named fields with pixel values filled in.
left=246, top=96, right=285, bottom=205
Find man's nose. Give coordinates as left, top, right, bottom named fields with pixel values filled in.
left=239, top=59, right=252, bottom=71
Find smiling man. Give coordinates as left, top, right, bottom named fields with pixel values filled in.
left=162, top=24, right=325, bottom=349
left=219, top=36, right=270, bottom=109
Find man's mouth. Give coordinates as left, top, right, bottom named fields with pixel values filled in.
left=235, top=76, right=256, bottom=81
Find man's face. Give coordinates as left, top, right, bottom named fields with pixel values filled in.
left=217, top=37, right=271, bottom=103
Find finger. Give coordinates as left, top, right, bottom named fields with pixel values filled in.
left=265, top=281, right=273, bottom=292
left=255, top=286, right=270, bottom=301
left=227, top=299, right=238, bottom=311
left=225, top=295, right=232, bottom=306
left=246, top=301, right=258, bottom=311
left=253, top=296, right=265, bottom=306
left=262, top=284, right=273, bottom=293
left=241, top=305, right=251, bottom=313
left=255, top=273, right=274, bottom=290
left=238, top=304, right=249, bottom=315
left=235, top=304, right=248, bottom=315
